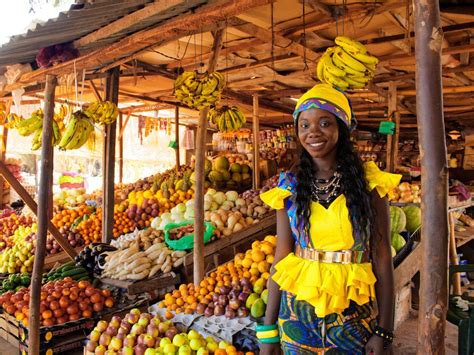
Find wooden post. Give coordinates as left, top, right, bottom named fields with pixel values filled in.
left=194, top=29, right=224, bottom=284
left=389, top=84, right=400, bottom=172
left=386, top=84, right=397, bottom=172
left=448, top=212, right=462, bottom=295
left=102, top=67, right=119, bottom=243
left=0, top=99, right=11, bottom=208
left=118, top=112, right=124, bottom=183
left=415, top=0, right=449, bottom=352
left=252, top=95, right=260, bottom=189
left=28, top=74, right=56, bottom=354
left=175, top=106, right=180, bottom=172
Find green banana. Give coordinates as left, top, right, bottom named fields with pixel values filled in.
left=59, top=116, right=80, bottom=150
left=31, top=129, right=42, bottom=151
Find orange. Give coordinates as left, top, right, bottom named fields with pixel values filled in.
left=251, top=250, right=265, bottom=263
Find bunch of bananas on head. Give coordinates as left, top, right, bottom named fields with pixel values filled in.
left=15, top=109, right=61, bottom=150
left=208, top=105, right=246, bottom=132
left=84, top=101, right=119, bottom=125
left=174, top=71, right=225, bottom=110
left=58, top=111, right=94, bottom=150
left=317, top=36, right=379, bottom=90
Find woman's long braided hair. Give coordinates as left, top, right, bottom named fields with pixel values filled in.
left=293, top=119, right=374, bottom=247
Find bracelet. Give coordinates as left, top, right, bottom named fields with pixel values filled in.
left=256, top=329, right=279, bottom=339
left=260, top=336, right=281, bottom=344
left=374, top=325, right=394, bottom=343
left=256, top=324, right=278, bottom=332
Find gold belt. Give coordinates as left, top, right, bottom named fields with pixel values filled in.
left=295, top=245, right=370, bottom=264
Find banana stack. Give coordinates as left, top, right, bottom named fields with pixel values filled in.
left=58, top=111, right=94, bottom=150
left=317, top=36, right=379, bottom=90
left=174, top=71, right=225, bottom=110
left=84, top=101, right=119, bottom=125
left=15, top=109, right=61, bottom=150
left=208, top=105, right=246, bottom=132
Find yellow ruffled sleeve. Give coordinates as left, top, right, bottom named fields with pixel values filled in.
left=272, top=254, right=376, bottom=317
left=364, top=161, right=402, bottom=198
left=260, top=188, right=292, bottom=210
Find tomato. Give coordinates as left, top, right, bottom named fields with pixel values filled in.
left=78, top=281, right=90, bottom=289
left=68, top=313, right=80, bottom=322
left=101, top=289, right=111, bottom=298
left=40, top=292, right=47, bottom=301
left=42, top=310, right=53, bottom=319
left=62, top=288, right=71, bottom=296
left=90, top=293, right=103, bottom=304
left=70, top=287, right=80, bottom=295
left=53, top=308, right=64, bottom=318
left=85, top=287, right=95, bottom=297
left=63, top=277, right=73, bottom=283
left=78, top=301, right=89, bottom=311
left=42, top=318, right=55, bottom=327
left=6, top=305, right=16, bottom=314
left=49, top=301, right=60, bottom=311
left=51, top=291, right=62, bottom=299
left=82, top=310, right=92, bottom=318
left=79, top=291, right=86, bottom=298
left=104, top=297, right=114, bottom=308
left=69, top=292, right=78, bottom=301
left=66, top=304, right=79, bottom=315
left=59, top=297, right=70, bottom=309
left=56, top=316, right=68, bottom=325
left=22, top=293, right=30, bottom=303
left=92, top=303, right=103, bottom=313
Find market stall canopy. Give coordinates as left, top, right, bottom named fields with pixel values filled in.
left=0, top=0, right=473, bottom=129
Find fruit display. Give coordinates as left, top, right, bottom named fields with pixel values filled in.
left=75, top=243, right=118, bottom=275
left=15, top=109, right=62, bottom=150
left=159, top=235, right=276, bottom=319
left=0, top=213, right=34, bottom=251
left=111, top=228, right=164, bottom=250
left=84, top=101, right=119, bottom=125
left=52, top=203, right=91, bottom=231
left=0, top=224, right=36, bottom=274
left=76, top=210, right=103, bottom=245
left=208, top=106, right=246, bottom=133
left=53, top=188, right=91, bottom=209
left=206, top=156, right=252, bottom=190
left=174, top=71, right=225, bottom=110
left=0, top=278, right=114, bottom=327
left=389, top=182, right=421, bottom=203
left=84, top=309, right=245, bottom=355
left=402, top=205, right=421, bottom=233
left=167, top=224, right=195, bottom=241
left=316, top=36, right=378, bottom=90
left=58, top=110, right=95, bottom=150
left=101, top=235, right=186, bottom=280
left=0, top=273, right=30, bottom=294
left=43, top=261, right=90, bottom=282
left=390, top=206, right=407, bottom=255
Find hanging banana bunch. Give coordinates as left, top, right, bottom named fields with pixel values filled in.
left=83, top=101, right=119, bottom=125
left=317, top=36, right=379, bottom=90
left=0, top=102, right=7, bottom=125
left=174, top=71, right=225, bottom=110
left=54, top=104, right=69, bottom=131
left=208, top=105, right=246, bottom=132
left=58, top=111, right=94, bottom=150
left=15, top=109, right=43, bottom=137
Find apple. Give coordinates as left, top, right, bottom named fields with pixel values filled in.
left=147, top=324, right=159, bottom=338
left=109, top=336, right=122, bottom=351
left=178, top=344, right=192, bottom=355
left=144, top=334, right=156, bottom=348
left=218, top=340, right=229, bottom=349
left=127, top=313, right=139, bottom=324
left=151, top=317, right=161, bottom=326
left=187, top=330, right=200, bottom=340
left=134, top=343, right=148, bottom=355
left=131, top=324, right=145, bottom=335
left=144, top=349, right=156, bottom=355
left=138, top=317, right=150, bottom=327
left=124, top=334, right=136, bottom=348
left=130, top=308, right=142, bottom=316
left=140, top=313, right=152, bottom=320
left=90, top=329, right=101, bottom=342
left=86, top=340, right=97, bottom=352
left=97, top=320, right=108, bottom=332
left=120, top=320, right=132, bottom=332
left=95, top=345, right=107, bottom=355
left=160, top=337, right=171, bottom=347
left=137, top=334, right=146, bottom=345
left=158, top=321, right=170, bottom=334
left=173, top=333, right=188, bottom=347
left=122, top=346, right=134, bottom=355
left=105, top=325, right=118, bottom=337
left=197, top=348, right=210, bottom=355
left=104, top=350, right=117, bottom=355
left=165, top=326, right=178, bottom=340
left=163, top=344, right=176, bottom=354
left=110, top=316, right=121, bottom=328
left=116, top=332, right=126, bottom=341
left=206, top=342, right=218, bottom=352
left=99, top=333, right=111, bottom=347
left=189, top=338, right=202, bottom=351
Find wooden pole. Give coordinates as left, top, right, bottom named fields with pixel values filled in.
left=175, top=106, right=180, bottom=172
left=102, top=67, right=119, bottom=243
left=0, top=99, right=11, bottom=208
left=448, top=212, right=462, bottom=295
left=389, top=84, right=399, bottom=172
left=28, top=74, right=56, bottom=354
left=386, top=84, right=397, bottom=172
left=252, top=95, right=260, bottom=189
left=415, top=0, right=449, bottom=352
left=194, top=29, right=224, bottom=284
left=118, top=112, right=124, bottom=183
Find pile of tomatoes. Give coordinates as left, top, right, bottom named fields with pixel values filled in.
left=0, top=278, right=115, bottom=327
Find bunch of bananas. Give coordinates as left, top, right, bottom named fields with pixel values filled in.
left=15, top=109, right=61, bottom=150
left=0, top=102, right=7, bottom=125
left=5, top=113, right=22, bottom=129
left=54, top=104, right=69, bottom=131
left=317, top=36, right=379, bottom=90
left=58, top=111, right=94, bottom=150
left=174, top=71, right=225, bottom=110
left=84, top=101, right=119, bottom=125
left=208, top=106, right=246, bottom=132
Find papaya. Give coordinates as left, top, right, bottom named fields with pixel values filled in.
left=250, top=298, right=265, bottom=318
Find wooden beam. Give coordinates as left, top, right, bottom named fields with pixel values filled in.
left=374, top=63, right=474, bottom=83
left=73, top=0, right=185, bottom=48
left=175, top=106, right=180, bottom=172
left=0, top=99, right=11, bottom=208
left=118, top=112, right=124, bottom=184
left=386, top=84, right=395, bottom=172
left=223, top=89, right=294, bottom=115
left=304, top=0, right=332, bottom=17
left=89, top=80, right=103, bottom=102
left=12, top=0, right=273, bottom=86
left=28, top=74, right=56, bottom=355
left=449, top=212, right=462, bottom=295
left=101, top=67, right=119, bottom=243
left=381, top=42, right=474, bottom=64
left=194, top=28, right=224, bottom=284
left=252, top=95, right=260, bottom=189
left=121, top=103, right=173, bottom=113
left=118, top=112, right=131, bottom=140
left=415, top=0, right=448, bottom=351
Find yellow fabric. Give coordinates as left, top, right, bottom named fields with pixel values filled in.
left=295, top=84, right=352, bottom=124
left=264, top=162, right=402, bottom=317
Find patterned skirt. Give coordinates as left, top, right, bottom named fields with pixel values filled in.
left=278, top=291, right=376, bottom=354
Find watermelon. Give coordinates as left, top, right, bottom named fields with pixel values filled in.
left=391, top=233, right=406, bottom=252
left=390, top=206, right=406, bottom=233
left=402, top=206, right=421, bottom=233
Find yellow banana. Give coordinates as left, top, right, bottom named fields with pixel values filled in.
left=323, top=67, right=349, bottom=90
left=337, top=48, right=368, bottom=73
left=332, top=48, right=366, bottom=76
left=344, top=76, right=366, bottom=89
left=65, top=119, right=86, bottom=150
left=322, top=49, right=346, bottom=78
left=350, top=51, right=379, bottom=65
left=335, top=36, right=367, bottom=54
left=31, top=129, right=42, bottom=151
left=59, top=115, right=80, bottom=150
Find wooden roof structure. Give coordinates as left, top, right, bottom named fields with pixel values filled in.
left=0, top=0, right=473, bottom=130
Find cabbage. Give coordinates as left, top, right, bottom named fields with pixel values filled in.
left=207, top=188, right=217, bottom=196
left=213, top=192, right=227, bottom=205
left=225, top=191, right=238, bottom=202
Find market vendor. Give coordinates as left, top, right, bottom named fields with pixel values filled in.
left=258, top=84, right=401, bottom=354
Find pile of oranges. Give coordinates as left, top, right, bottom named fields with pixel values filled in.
left=76, top=210, right=102, bottom=245
left=52, top=205, right=91, bottom=230
left=112, top=210, right=136, bottom=238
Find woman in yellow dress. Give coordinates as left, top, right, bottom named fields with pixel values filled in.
left=257, top=84, right=401, bottom=354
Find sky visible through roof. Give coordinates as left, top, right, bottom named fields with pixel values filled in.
left=0, top=0, right=74, bottom=45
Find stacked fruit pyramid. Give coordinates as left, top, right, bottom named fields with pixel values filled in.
left=317, top=36, right=379, bottom=90
left=208, top=106, right=246, bottom=133
left=174, top=71, right=225, bottom=110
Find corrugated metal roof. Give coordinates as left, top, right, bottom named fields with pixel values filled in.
left=0, top=0, right=206, bottom=67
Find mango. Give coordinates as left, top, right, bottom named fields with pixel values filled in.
left=246, top=293, right=260, bottom=309
left=261, top=289, right=269, bottom=304
left=250, top=298, right=265, bottom=318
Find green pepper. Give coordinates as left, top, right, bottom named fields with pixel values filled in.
left=12, top=274, right=20, bottom=285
